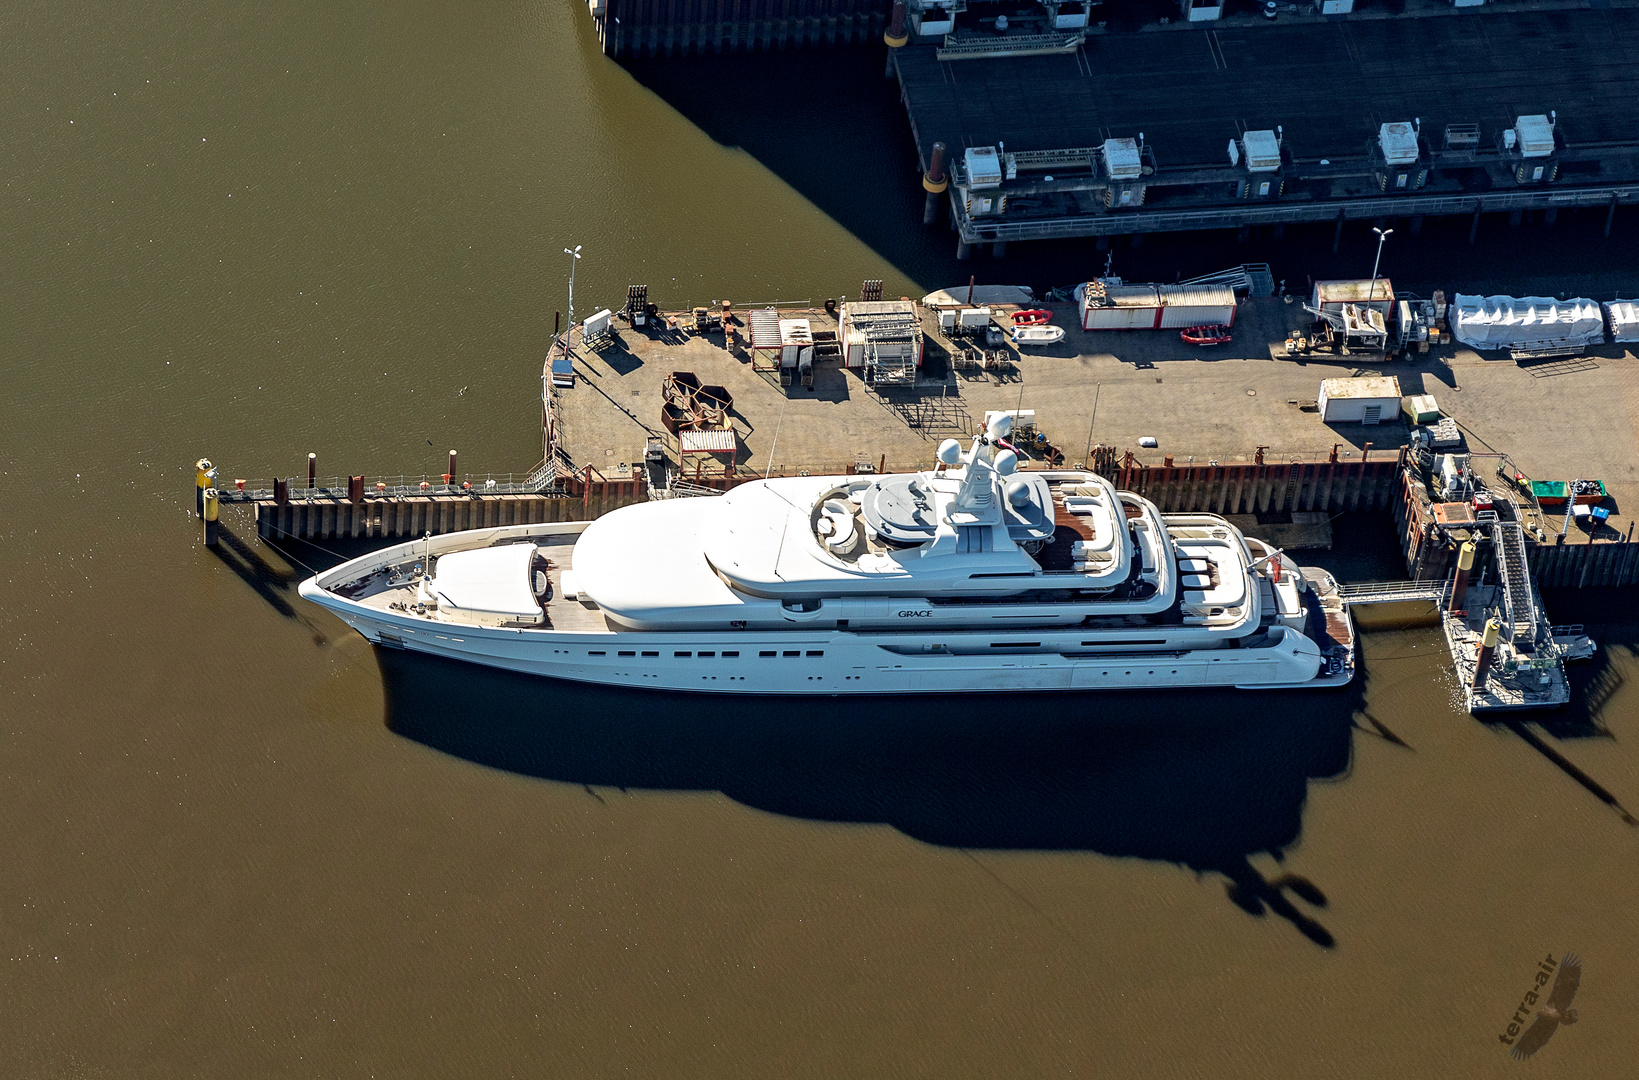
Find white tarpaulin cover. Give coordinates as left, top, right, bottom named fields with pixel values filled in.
left=1604, top=301, right=1639, bottom=343
left=1452, top=294, right=1603, bottom=351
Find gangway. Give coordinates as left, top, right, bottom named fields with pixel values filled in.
left=1337, top=581, right=1447, bottom=605
left=1492, top=518, right=1538, bottom=646
left=1179, top=264, right=1275, bottom=298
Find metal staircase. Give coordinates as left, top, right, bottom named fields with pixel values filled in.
left=1492, top=519, right=1537, bottom=645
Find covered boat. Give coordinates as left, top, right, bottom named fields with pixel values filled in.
left=1451, top=295, right=1603, bottom=354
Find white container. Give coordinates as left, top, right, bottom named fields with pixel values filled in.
left=1156, top=285, right=1236, bottom=328
left=1318, top=376, right=1402, bottom=424
left=1081, top=284, right=1160, bottom=330
left=582, top=308, right=613, bottom=339
left=1312, top=279, right=1395, bottom=315
left=778, top=318, right=813, bottom=368
left=958, top=307, right=992, bottom=329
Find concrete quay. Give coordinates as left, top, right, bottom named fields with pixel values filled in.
left=553, top=295, right=1639, bottom=550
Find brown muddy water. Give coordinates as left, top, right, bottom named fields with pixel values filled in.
left=3, top=3, right=1637, bottom=1076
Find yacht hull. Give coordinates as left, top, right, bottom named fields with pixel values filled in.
left=300, top=579, right=1346, bottom=695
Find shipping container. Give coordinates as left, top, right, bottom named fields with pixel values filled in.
left=1318, top=376, right=1402, bottom=424
left=1155, top=285, right=1236, bottom=328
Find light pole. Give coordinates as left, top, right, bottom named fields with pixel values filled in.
left=563, top=244, right=582, bottom=355
left=1367, top=227, right=1392, bottom=305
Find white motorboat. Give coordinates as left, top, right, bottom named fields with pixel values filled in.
left=299, top=413, right=1354, bottom=695
left=1010, top=324, right=1066, bottom=346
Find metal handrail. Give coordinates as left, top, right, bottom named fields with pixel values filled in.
left=955, top=185, right=1639, bottom=242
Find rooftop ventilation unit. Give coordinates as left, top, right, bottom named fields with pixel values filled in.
left=965, top=146, right=1004, bottom=189
left=1378, top=122, right=1420, bottom=165
left=1240, top=129, right=1282, bottom=173
left=1102, top=137, right=1143, bottom=180
left=1513, top=115, right=1556, bottom=159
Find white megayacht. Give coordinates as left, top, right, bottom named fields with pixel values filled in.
left=300, top=413, right=1355, bottom=694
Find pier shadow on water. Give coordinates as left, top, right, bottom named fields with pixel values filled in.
left=381, top=650, right=1358, bottom=946
left=620, top=47, right=1639, bottom=296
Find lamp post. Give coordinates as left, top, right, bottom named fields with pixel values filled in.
left=1367, top=227, right=1392, bottom=305
left=563, top=244, right=582, bottom=356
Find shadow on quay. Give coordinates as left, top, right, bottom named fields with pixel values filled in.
left=381, top=648, right=1358, bottom=947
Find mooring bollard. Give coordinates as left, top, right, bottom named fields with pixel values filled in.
left=202, top=487, right=220, bottom=547
left=1472, top=617, right=1502, bottom=688
left=348, top=475, right=365, bottom=503
left=448, top=449, right=458, bottom=484
left=195, top=458, right=215, bottom=517
left=307, top=452, right=317, bottom=489
left=1451, top=540, right=1476, bottom=611
left=884, top=0, right=908, bottom=76
left=922, top=142, right=948, bottom=226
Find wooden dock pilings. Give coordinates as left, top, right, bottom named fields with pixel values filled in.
left=240, top=451, right=1410, bottom=542
left=1529, top=540, right=1639, bottom=589
left=251, top=478, right=648, bottom=541
left=592, top=0, right=885, bottom=58
left=1092, top=453, right=1404, bottom=517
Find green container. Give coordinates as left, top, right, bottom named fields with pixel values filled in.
left=1530, top=480, right=1568, bottom=505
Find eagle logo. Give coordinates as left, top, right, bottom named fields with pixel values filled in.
left=1510, top=954, right=1581, bottom=1060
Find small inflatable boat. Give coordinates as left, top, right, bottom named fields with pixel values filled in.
left=1180, top=325, right=1232, bottom=346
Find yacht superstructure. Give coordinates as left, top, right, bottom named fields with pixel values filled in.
left=299, top=414, right=1354, bottom=694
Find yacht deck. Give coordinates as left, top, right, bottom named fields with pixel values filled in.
left=337, top=534, right=612, bottom=635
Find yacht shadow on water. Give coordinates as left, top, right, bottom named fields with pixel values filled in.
left=381, top=649, right=1360, bottom=947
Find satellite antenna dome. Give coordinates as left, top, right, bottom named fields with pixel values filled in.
left=993, top=449, right=1018, bottom=476
left=936, top=438, right=963, bottom=465
left=1005, top=479, right=1032, bottom=507
left=986, top=412, right=1013, bottom=440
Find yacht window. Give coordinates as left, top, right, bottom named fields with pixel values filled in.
left=675, top=651, right=691, bottom=657
left=723, top=651, right=739, bottom=657
left=698, top=651, right=715, bottom=657
left=806, top=650, right=824, bottom=657
left=760, top=651, right=777, bottom=658
left=642, top=651, right=659, bottom=658
left=783, top=650, right=801, bottom=657
left=618, top=650, right=635, bottom=657
left=589, top=650, right=606, bottom=656
left=990, top=641, right=1040, bottom=648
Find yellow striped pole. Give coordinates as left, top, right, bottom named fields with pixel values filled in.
left=195, top=458, right=215, bottom=516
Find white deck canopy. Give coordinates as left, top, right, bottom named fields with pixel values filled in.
left=430, top=544, right=543, bottom=627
